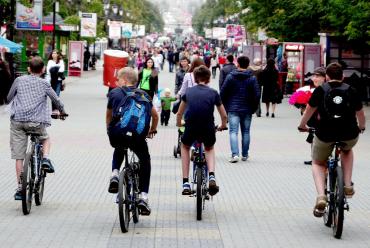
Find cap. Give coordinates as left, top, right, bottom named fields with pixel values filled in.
left=313, top=67, right=326, bottom=77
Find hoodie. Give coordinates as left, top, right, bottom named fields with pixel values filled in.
left=220, top=69, right=261, bottom=114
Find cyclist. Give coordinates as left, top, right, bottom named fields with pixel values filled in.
left=106, top=67, right=158, bottom=216
left=176, top=65, right=228, bottom=195
left=298, top=62, right=366, bottom=217
left=7, top=56, right=66, bottom=200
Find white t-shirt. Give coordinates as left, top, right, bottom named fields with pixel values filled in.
left=46, top=59, right=65, bottom=83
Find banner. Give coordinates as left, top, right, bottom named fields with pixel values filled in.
left=212, top=27, right=227, bottom=41
left=137, top=25, right=145, bottom=37
left=234, top=25, right=244, bottom=42
left=109, top=21, right=122, bottom=39
left=16, top=0, right=43, bottom=30
left=68, top=41, right=84, bottom=77
left=205, top=28, right=212, bottom=39
left=226, top=24, right=236, bottom=38
left=80, top=13, right=97, bottom=37
left=121, top=23, right=133, bottom=39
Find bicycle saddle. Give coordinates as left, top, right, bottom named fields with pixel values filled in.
left=334, top=141, right=346, bottom=148
left=26, top=132, right=41, bottom=137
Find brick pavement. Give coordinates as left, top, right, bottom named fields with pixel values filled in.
left=0, top=66, right=369, bottom=248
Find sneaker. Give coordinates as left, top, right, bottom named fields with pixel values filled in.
left=182, top=182, right=191, bottom=195
left=241, top=156, right=249, bottom=161
left=208, top=176, right=219, bottom=196
left=41, top=158, right=55, bottom=173
left=313, top=195, right=327, bottom=217
left=271, top=113, right=275, bottom=118
left=266, top=112, right=269, bottom=117
left=344, top=182, right=355, bottom=198
left=108, top=175, right=119, bottom=193
left=304, top=160, right=312, bottom=165
left=138, top=198, right=151, bottom=216
left=229, top=156, right=239, bottom=163
left=14, top=188, right=22, bottom=201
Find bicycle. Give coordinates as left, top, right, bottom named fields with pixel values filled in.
left=21, top=113, right=68, bottom=215
left=117, top=148, right=141, bottom=233
left=302, top=128, right=349, bottom=239
left=189, top=126, right=227, bottom=221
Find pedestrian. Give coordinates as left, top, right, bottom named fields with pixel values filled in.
left=177, top=58, right=206, bottom=97
left=175, top=57, right=190, bottom=95
left=219, top=54, right=237, bottom=91
left=160, top=88, right=177, bottom=126
left=298, top=62, right=365, bottom=217
left=83, top=47, right=90, bottom=71
left=0, top=58, right=12, bottom=105
left=136, top=51, right=144, bottom=71
left=167, top=48, right=175, bottom=73
left=174, top=48, right=180, bottom=71
left=106, top=67, right=158, bottom=215
left=261, top=59, right=282, bottom=118
left=152, top=50, right=163, bottom=71
left=210, top=54, right=218, bottom=79
left=159, top=49, right=165, bottom=71
left=127, top=50, right=136, bottom=68
left=138, top=58, right=158, bottom=100
left=7, top=56, right=67, bottom=200
left=218, top=53, right=226, bottom=69
left=220, top=56, right=261, bottom=163
left=249, top=58, right=263, bottom=117
left=46, top=50, right=65, bottom=114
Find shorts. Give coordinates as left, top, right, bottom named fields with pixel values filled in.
left=181, top=125, right=216, bottom=148
left=10, top=120, right=48, bottom=160
left=311, top=136, right=358, bottom=162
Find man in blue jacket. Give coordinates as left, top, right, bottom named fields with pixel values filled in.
left=220, top=56, right=261, bottom=163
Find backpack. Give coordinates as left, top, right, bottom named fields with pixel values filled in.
left=322, top=82, right=352, bottom=120
left=113, top=87, right=152, bottom=139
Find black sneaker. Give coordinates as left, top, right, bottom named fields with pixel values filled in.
left=304, top=160, right=312, bottom=165
left=138, top=199, right=151, bottom=216
left=14, top=189, right=22, bottom=201
left=41, top=158, right=55, bottom=173
left=208, top=177, right=219, bottom=196
left=108, top=175, right=119, bottom=193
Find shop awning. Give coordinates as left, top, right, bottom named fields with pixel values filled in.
left=0, top=36, right=23, bottom=53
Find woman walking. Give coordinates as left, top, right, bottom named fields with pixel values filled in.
left=46, top=50, right=65, bottom=113
left=177, top=58, right=206, bottom=97
left=261, top=59, right=281, bottom=118
left=138, top=58, right=158, bottom=100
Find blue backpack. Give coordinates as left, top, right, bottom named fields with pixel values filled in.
left=114, top=87, right=152, bottom=139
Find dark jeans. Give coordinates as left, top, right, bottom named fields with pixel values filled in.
left=161, top=109, right=171, bottom=125
left=51, top=80, right=62, bottom=110
left=169, top=62, right=174, bottom=72
left=112, top=138, right=151, bottom=193
left=212, top=66, right=217, bottom=78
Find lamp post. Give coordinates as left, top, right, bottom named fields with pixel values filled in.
left=104, top=0, right=124, bottom=49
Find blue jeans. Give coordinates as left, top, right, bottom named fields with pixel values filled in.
left=228, top=112, right=252, bottom=157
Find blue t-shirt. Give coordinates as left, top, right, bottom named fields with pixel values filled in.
left=181, top=84, right=222, bottom=129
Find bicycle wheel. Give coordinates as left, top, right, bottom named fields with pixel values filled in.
left=196, top=167, right=203, bottom=221
left=323, top=177, right=333, bottom=227
left=132, top=191, right=140, bottom=224
left=333, top=166, right=344, bottom=239
left=118, top=170, right=129, bottom=233
left=35, top=171, right=46, bottom=206
left=21, top=152, right=33, bottom=215
left=173, top=145, right=178, bottom=158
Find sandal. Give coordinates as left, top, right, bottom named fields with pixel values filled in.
left=313, top=195, right=327, bottom=218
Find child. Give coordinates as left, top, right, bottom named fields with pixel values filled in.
left=160, top=88, right=177, bottom=126
left=176, top=65, right=228, bottom=196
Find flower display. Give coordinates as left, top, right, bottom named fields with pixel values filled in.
left=289, top=90, right=312, bottom=109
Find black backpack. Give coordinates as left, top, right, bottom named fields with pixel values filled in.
left=322, top=82, right=352, bottom=120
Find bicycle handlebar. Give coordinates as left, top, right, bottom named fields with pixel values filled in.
left=51, top=113, right=69, bottom=120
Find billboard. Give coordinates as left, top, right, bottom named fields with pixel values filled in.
left=226, top=24, right=236, bottom=38
left=109, top=21, right=122, bottom=39
left=212, top=27, right=227, bottom=41
left=68, top=41, right=84, bottom=77
left=121, top=23, right=133, bottom=39
left=205, top=28, right=212, bottom=39
left=15, top=0, right=43, bottom=30
left=80, top=13, right=97, bottom=37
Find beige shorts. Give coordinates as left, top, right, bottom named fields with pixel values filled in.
left=10, top=120, right=48, bottom=160
left=312, top=136, right=358, bottom=162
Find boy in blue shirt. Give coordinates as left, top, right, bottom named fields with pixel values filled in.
left=176, top=65, right=228, bottom=195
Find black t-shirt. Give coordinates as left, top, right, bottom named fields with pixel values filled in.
left=308, top=82, right=362, bottom=142
left=181, top=84, right=222, bottom=129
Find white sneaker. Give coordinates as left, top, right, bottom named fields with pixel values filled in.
left=241, top=156, right=249, bottom=161
left=229, top=156, right=239, bottom=163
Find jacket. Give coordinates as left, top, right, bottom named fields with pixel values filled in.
left=175, top=68, right=187, bottom=94
left=219, top=63, right=237, bottom=90
left=220, top=70, right=261, bottom=114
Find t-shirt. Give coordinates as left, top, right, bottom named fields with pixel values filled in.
left=181, top=84, right=222, bottom=129
left=161, top=97, right=177, bottom=111
left=140, top=69, right=151, bottom=90
left=308, top=82, right=363, bottom=142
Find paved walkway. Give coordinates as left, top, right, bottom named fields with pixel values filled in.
left=0, top=67, right=370, bottom=248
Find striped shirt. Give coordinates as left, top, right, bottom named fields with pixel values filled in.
left=7, top=74, right=65, bottom=126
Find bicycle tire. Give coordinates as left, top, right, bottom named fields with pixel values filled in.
left=35, top=171, right=46, bottom=206
left=196, top=167, right=202, bottom=221
left=21, top=152, right=33, bottom=215
left=173, top=145, right=178, bottom=158
left=333, top=166, right=344, bottom=239
left=118, top=170, right=129, bottom=233
left=132, top=192, right=139, bottom=224
left=324, top=177, right=333, bottom=227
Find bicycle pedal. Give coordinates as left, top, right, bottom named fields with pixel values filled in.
left=205, top=195, right=210, bottom=200
left=344, top=204, right=350, bottom=211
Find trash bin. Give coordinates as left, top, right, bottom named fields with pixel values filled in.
left=103, top=50, right=128, bottom=89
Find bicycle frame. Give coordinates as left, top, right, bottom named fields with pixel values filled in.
left=192, top=142, right=208, bottom=189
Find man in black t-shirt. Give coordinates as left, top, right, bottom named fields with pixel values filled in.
left=298, top=62, right=366, bottom=217
left=176, top=65, right=228, bottom=196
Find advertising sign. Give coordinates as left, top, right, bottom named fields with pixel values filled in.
left=15, top=0, right=43, bottom=30
left=234, top=25, right=244, bottom=42
left=121, top=23, right=133, bottom=39
left=137, top=25, right=145, bottom=37
left=304, top=44, right=321, bottom=74
left=226, top=24, right=236, bottom=38
left=212, top=27, right=226, bottom=41
left=68, top=41, right=84, bottom=77
left=109, top=21, right=122, bottom=39
left=80, top=13, right=97, bottom=37
left=205, top=28, right=212, bottom=39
